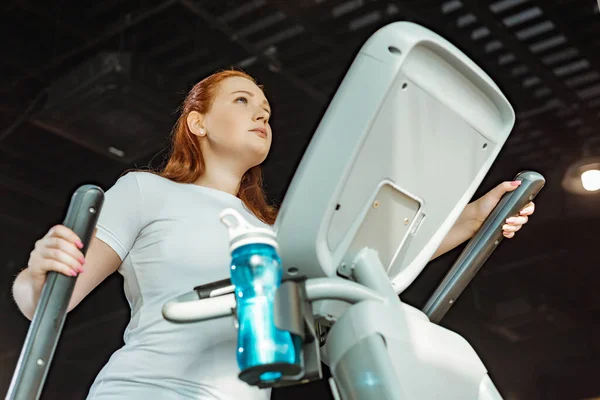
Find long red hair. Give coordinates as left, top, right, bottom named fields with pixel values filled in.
left=147, top=69, right=278, bottom=225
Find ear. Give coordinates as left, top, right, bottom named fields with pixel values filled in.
left=187, top=111, right=206, bottom=137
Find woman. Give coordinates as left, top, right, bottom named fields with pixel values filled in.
left=12, top=69, right=535, bottom=399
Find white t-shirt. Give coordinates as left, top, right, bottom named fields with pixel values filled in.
left=86, top=171, right=272, bottom=400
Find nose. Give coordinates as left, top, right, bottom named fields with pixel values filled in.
left=253, top=107, right=269, bottom=123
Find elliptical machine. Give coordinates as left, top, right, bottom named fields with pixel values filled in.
left=7, top=22, right=545, bottom=400
left=161, top=22, right=545, bottom=400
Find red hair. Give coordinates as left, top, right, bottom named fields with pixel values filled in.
left=148, top=69, right=278, bottom=225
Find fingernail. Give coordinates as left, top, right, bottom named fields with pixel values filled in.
left=79, top=257, right=85, bottom=264
left=78, top=267, right=84, bottom=273
left=511, top=180, right=522, bottom=186
left=76, top=240, right=84, bottom=249
left=71, top=270, right=78, bottom=277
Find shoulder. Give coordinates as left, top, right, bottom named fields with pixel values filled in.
left=119, top=170, right=162, bottom=184
left=114, top=170, right=174, bottom=192
left=103, top=171, right=174, bottom=211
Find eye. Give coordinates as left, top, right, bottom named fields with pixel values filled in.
left=234, top=96, right=248, bottom=104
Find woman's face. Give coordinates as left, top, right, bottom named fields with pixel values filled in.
left=197, top=76, right=272, bottom=167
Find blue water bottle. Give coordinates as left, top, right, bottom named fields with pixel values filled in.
left=219, top=208, right=301, bottom=384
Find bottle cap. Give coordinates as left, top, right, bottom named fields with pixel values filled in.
left=219, top=208, right=278, bottom=251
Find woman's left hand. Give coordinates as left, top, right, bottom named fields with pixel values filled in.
left=469, top=180, right=536, bottom=238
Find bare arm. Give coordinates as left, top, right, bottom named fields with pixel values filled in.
left=430, top=203, right=479, bottom=261
left=430, top=180, right=537, bottom=261
left=12, top=231, right=122, bottom=320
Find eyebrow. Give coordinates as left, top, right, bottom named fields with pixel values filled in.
left=231, top=90, right=271, bottom=112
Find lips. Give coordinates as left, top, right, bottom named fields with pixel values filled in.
left=250, top=128, right=267, bottom=138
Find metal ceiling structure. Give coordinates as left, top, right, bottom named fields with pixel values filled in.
left=1, top=1, right=599, bottom=399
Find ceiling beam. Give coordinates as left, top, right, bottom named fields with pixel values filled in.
left=2, top=0, right=179, bottom=91
left=15, top=0, right=88, bottom=40
left=460, top=0, right=595, bottom=150
left=536, top=2, right=600, bottom=141
left=178, top=0, right=328, bottom=105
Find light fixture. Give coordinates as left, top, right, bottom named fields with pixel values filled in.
left=562, top=134, right=600, bottom=195
left=581, top=168, right=600, bottom=191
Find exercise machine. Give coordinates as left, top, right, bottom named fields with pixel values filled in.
left=7, top=22, right=545, bottom=400
left=162, top=22, right=545, bottom=399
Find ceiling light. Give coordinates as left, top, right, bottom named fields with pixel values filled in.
left=563, top=135, right=600, bottom=195
left=563, top=159, right=600, bottom=195
left=581, top=169, right=600, bottom=191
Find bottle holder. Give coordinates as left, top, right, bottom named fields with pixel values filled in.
left=234, top=280, right=323, bottom=388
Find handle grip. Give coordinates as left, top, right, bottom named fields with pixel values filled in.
left=7, top=185, right=104, bottom=400
left=193, top=278, right=234, bottom=299
left=162, top=291, right=236, bottom=323
left=423, top=171, right=545, bottom=324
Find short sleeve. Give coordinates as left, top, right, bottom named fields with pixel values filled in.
left=95, top=172, right=143, bottom=261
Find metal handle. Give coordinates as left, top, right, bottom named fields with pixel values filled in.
left=162, top=291, right=237, bottom=323
left=193, top=277, right=234, bottom=299
left=423, top=170, right=546, bottom=324
left=162, top=278, right=237, bottom=323
left=162, top=277, right=388, bottom=324
left=7, top=185, right=104, bottom=400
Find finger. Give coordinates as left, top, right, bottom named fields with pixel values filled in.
left=48, top=225, right=84, bottom=249
left=506, top=216, right=528, bottom=225
left=490, top=180, right=522, bottom=200
left=503, top=231, right=515, bottom=239
left=40, top=247, right=84, bottom=273
left=520, top=202, right=535, bottom=215
left=42, top=259, right=79, bottom=277
left=44, top=236, right=85, bottom=263
left=502, top=224, right=522, bottom=233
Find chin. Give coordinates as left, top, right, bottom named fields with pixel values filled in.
left=242, top=145, right=270, bottom=167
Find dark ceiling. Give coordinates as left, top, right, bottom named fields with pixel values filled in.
left=1, top=0, right=600, bottom=399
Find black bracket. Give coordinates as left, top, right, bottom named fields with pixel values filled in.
left=239, top=280, right=323, bottom=388
left=191, top=277, right=323, bottom=388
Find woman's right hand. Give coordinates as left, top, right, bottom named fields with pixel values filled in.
left=27, top=225, right=86, bottom=280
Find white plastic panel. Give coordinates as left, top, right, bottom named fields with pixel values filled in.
left=275, top=21, right=515, bottom=293
left=274, top=51, right=393, bottom=280
left=326, top=70, right=496, bottom=283
left=400, top=44, right=509, bottom=141
left=478, top=375, right=504, bottom=400
left=324, top=300, right=491, bottom=399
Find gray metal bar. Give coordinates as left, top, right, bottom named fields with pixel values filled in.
left=305, top=277, right=387, bottom=304
left=7, top=185, right=104, bottom=400
left=352, top=248, right=401, bottom=304
left=332, top=334, right=404, bottom=400
left=423, top=170, right=546, bottom=323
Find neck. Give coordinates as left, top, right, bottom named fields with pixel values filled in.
left=194, top=157, right=247, bottom=196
